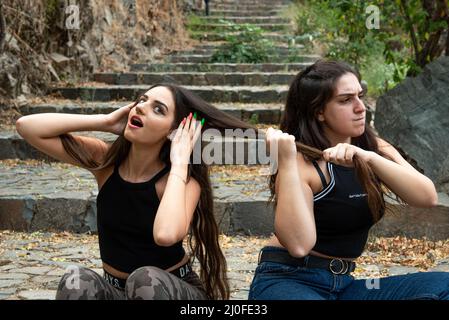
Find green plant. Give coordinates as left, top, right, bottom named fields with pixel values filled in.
left=249, top=113, right=259, bottom=125
left=291, top=0, right=449, bottom=94
left=210, top=20, right=275, bottom=63
left=45, top=0, right=60, bottom=27
left=186, top=14, right=206, bottom=28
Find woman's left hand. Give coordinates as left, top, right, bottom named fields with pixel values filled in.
left=322, top=143, right=374, bottom=166
left=170, top=113, right=202, bottom=166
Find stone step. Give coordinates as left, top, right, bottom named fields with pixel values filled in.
left=191, top=41, right=304, bottom=52
left=201, top=16, right=290, bottom=24
left=168, top=53, right=316, bottom=63
left=190, top=31, right=312, bottom=44
left=93, top=72, right=296, bottom=86
left=209, top=10, right=282, bottom=17
left=49, top=85, right=288, bottom=103
left=215, top=0, right=290, bottom=4
left=169, top=47, right=308, bottom=56
left=180, top=44, right=305, bottom=53
left=0, top=162, right=271, bottom=234
left=130, top=62, right=310, bottom=73
left=1, top=119, right=278, bottom=161
left=187, top=23, right=290, bottom=32
left=211, top=4, right=286, bottom=11
left=212, top=3, right=286, bottom=7
left=1, top=161, right=448, bottom=240
left=16, top=101, right=282, bottom=119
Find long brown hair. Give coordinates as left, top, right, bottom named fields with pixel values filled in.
left=270, top=60, right=398, bottom=222
left=60, top=83, right=254, bottom=299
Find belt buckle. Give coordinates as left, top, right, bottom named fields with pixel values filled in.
left=258, top=250, right=263, bottom=265
left=329, top=258, right=349, bottom=275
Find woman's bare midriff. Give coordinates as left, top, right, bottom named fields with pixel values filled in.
left=102, top=253, right=191, bottom=280
left=267, top=236, right=356, bottom=262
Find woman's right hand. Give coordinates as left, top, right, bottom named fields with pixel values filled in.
left=265, top=127, right=298, bottom=165
left=103, top=103, right=135, bottom=135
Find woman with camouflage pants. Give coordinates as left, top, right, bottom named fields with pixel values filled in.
left=17, top=84, right=254, bottom=300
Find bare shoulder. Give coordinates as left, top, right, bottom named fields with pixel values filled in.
left=72, top=137, right=113, bottom=188
left=274, top=152, right=315, bottom=190
left=72, top=135, right=110, bottom=162
left=296, top=152, right=319, bottom=186
left=375, top=137, right=414, bottom=168
left=96, top=165, right=114, bottom=191
left=376, top=136, right=401, bottom=158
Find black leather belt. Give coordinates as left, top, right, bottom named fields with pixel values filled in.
left=258, top=249, right=356, bottom=275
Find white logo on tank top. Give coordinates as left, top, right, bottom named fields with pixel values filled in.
left=349, top=193, right=367, bottom=199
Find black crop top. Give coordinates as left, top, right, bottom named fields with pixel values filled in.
left=96, top=163, right=185, bottom=274
left=311, top=161, right=376, bottom=258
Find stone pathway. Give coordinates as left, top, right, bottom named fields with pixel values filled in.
left=1, top=231, right=448, bottom=300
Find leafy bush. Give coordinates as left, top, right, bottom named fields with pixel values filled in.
left=291, top=0, right=449, bottom=95
left=210, top=21, right=275, bottom=63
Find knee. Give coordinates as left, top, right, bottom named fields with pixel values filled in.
left=412, top=271, right=449, bottom=300
left=55, top=266, right=100, bottom=300
left=125, top=266, right=168, bottom=300
left=438, top=272, right=449, bottom=298
left=127, top=266, right=165, bottom=284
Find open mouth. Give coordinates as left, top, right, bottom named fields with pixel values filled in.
left=130, top=116, right=143, bottom=128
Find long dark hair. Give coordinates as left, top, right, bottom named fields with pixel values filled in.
left=60, top=83, right=255, bottom=299
left=270, top=60, right=398, bottom=222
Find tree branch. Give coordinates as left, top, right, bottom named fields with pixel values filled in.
left=421, top=0, right=449, bottom=63
left=399, top=0, right=420, bottom=64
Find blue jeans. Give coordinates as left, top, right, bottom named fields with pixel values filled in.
left=248, top=246, right=449, bottom=300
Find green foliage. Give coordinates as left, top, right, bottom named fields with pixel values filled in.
left=210, top=20, right=275, bottom=63
left=249, top=113, right=259, bottom=125
left=45, top=0, right=60, bottom=27
left=294, top=1, right=335, bottom=40
left=291, top=0, right=449, bottom=95
left=186, top=14, right=206, bottom=28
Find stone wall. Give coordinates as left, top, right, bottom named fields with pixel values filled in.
left=374, top=56, right=449, bottom=194
left=0, top=0, right=192, bottom=100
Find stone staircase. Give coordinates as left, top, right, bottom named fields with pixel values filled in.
left=1, top=0, right=312, bottom=235
left=1, top=0, right=449, bottom=240
left=1, top=0, right=448, bottom=241
left=2, top=0, right=316, bottom=162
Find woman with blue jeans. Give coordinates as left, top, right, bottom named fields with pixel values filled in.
left=249, top=60, right=449, bottom=300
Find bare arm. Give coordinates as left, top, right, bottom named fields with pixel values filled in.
left=274, top=156, right=316, bottom=257
left=16, top=113, right=109, bottom=169
left=266, top=128, right=316, bottom=257
left=153, top=164, right=201, bottom=246
left=322, top=139, right=438, bottom=208
left=153, top=113, right=202, bottom=246
left=15, top=104, right=133, bottom=171
left=368, top=138, right=438, bottom=207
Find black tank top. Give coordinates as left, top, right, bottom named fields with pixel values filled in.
left=311, top=161, right=375, bottom=258
left=96, top=163, right=185, bottom=274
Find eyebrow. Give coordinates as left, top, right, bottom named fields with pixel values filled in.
left=154, top=99, right=169, bottom=112
left=139, top=95, right=169, bottom=112
left=335, top=90, right=364, bottom=97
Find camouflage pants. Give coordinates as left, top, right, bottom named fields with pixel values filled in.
left=55, top=266, right=207, bottom=300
